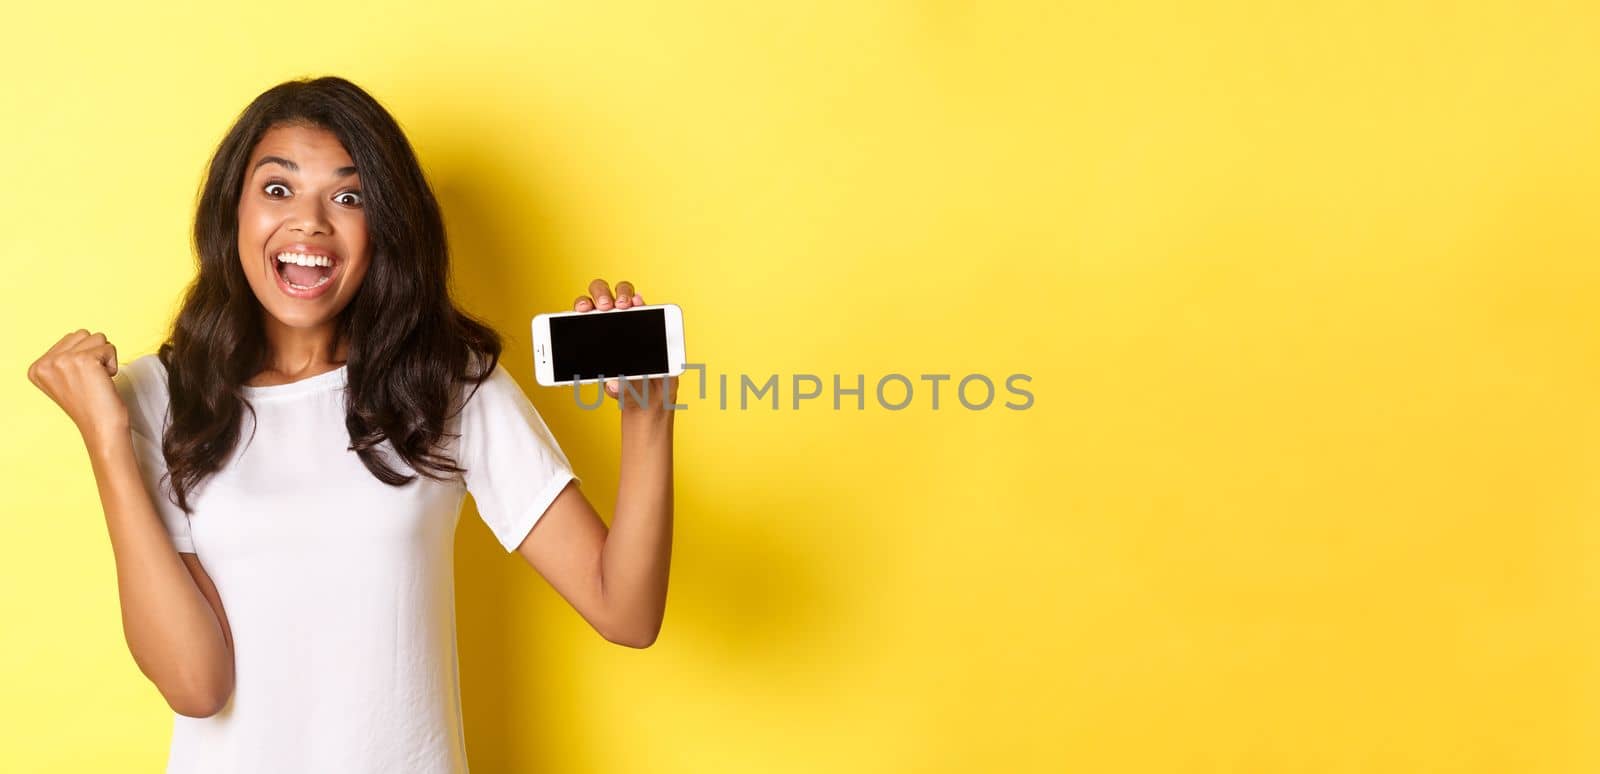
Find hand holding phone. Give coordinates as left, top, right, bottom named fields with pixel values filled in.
left=533, top=281, right=686, bottom=404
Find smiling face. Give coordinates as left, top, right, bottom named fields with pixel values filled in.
left=237, top=122, right=372, bottom=333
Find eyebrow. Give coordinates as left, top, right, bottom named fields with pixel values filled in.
left=253, top=155, right=359, bottom=177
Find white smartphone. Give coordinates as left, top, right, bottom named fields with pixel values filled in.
left=532, top=303, right=686, bottom=387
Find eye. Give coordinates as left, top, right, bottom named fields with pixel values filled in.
left=335, top=190, right=363, bottom=207
left=263, top=182, right=290, bottom=198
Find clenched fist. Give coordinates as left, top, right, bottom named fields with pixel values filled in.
left=27, top=329, right=130, bottom=445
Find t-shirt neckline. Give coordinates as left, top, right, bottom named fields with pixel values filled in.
left=239, top=364, right=349, bottom=399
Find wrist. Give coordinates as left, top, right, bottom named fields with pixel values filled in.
left=620, top=404, right=676, bottom=434
left=81, top=420, right=131, bottom=459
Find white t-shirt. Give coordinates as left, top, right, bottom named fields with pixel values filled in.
left=112, top=353, right=579, bottom=774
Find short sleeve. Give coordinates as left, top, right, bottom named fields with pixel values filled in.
left=458, top=361, right=580, bottom=552
left=111, top=355, right=196, bottom=553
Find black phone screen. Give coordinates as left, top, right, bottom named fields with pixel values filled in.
left=549, top=308, right=669, bottom=381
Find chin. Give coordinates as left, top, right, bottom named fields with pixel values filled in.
left=268, top=306, right=340, bottom=328
left=253, top=290, right=332, bottom=324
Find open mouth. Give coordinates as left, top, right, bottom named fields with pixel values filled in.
left=272, top=251, right=339, bottom=297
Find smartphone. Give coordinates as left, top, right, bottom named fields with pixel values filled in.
left=532, top=303, right=686, bottom=387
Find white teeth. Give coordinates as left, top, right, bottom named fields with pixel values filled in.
left=274, top=252, right=334, bottom=267
left=284, top=274, right=332, bottom=291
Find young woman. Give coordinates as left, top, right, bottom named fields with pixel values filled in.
left=25, top=76, right=677, bottom=773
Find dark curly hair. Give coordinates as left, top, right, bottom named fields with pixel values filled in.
left=158, top=75, right=501, bottom=513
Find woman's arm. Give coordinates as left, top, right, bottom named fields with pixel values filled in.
left=600, top=402, right=675, bottom=644
left=512, top=280, right=676, bottom=648
left=87, top=432, right=235, bottom=716
left=30, top=330, right=235, bottom=716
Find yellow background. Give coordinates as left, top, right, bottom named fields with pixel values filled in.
left=3, top=1, right=1598, bottom=771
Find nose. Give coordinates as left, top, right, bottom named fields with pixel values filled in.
left=287, top=194, right=333, bottom=236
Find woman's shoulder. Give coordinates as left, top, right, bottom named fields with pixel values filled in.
left=458, top=351, right=515, bottom=399
left=453, top=353, right=551, bottom=434
left=114, top=352, right=169, bottom=394
left=112, top=353, right=171, bottom=434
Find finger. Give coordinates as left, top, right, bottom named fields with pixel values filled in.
left=589, top=279, right=614, bottom=309
left=46, top=329, right=91, bottom=357
left=614, top=294, right=631, bottom=309
left=632, top=294, right=645, bottom=306
left=615, top=281, right=635, bottom=301
left=69, top=331, right=108, bottom=353
left=91, top=342, right=118, bottom=377
left=605, top=378, right=619, bottom=397
left=574, top=294, right=594, bottom=312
